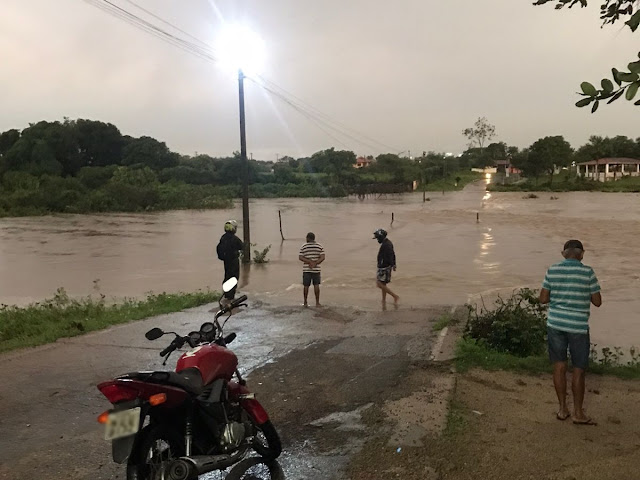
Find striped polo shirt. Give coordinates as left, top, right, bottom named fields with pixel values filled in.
left=542, top=258, right=600, bottom=334
left=300, top=242, right=324, bottom=273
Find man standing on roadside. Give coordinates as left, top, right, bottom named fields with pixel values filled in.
left=216, top=220, right=244, bottom=304
left=299, top=232, right=325, bottom=307
left=540, top=239, right=601, bottom=425
left=373, top=228, right=399, bottom=305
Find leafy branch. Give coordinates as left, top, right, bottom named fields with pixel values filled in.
left=534, top=0, right=640, bottom=110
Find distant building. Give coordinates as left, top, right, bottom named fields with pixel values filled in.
left=577, top=158, right=640, bottom=182
left=495, top=160, right=521, bottom=177
left=354, top=156, right=374, bottom=168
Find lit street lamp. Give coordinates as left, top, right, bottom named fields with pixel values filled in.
left=218, top=25, right=266, bottom=263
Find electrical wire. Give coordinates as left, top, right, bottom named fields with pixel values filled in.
left=82, top=0, right=398, bottom=153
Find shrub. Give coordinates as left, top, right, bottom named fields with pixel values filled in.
left=253, top=245, right=271, bottom=264
left=464, top=288, right=547, bottom=357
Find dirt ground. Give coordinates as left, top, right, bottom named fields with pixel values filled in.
left=344, top=366, right=640, bottom=480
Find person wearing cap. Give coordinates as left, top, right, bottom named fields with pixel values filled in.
left=216, top=220, right=244, bottom=303
left=373, top=228, right=399, bottom=305
left=299, top=232, right=325, bottom=307
left=539, top=239, right=602, bottom=425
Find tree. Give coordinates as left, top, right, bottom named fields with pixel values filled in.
left=309, top=148, right=356, bottom=180
left=462, top=117, right=496, bottom=150
left=122, top=136, right=179, bottom=170
left=513, top=136, right=573, bottom=184
left=535, top=0, right=640, bottom=110
left=0, top=129, right=20, bottom=157
left=575, top=135, right=640, bottom=162
left=73, top=119, right=124, bottom=167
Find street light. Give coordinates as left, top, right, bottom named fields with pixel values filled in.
left=217, top=25, right=266, bottom=263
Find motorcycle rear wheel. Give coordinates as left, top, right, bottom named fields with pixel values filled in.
left=126, top=425, right=185, bottom=480
left=251, top=420, right=282, bottom=462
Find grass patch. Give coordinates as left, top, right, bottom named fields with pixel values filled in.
left=0, top=288, right=220, bottom=353
left=455, top=338, right=640, bottom=380
left=432, top=313, right=455, bottom=331
left=423, top=170, right=482, bottom=192
left=489, top=174, right=640, bottom=193
left=444, top=397, right=468, bottom=437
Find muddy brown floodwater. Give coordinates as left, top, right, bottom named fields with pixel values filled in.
left=0, top=181, right=638, bottom=347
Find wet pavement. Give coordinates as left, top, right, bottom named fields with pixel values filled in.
left=0, top=299, right=453, bottom=480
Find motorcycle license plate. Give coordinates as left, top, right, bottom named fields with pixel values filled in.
left=104, top=407, right=141, bottom=441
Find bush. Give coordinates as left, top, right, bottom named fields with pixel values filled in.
left=464, top=288, right=547, bottom=357
left=253, top=245, right=271, bottom=264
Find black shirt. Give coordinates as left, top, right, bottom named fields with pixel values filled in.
left=377, top=239, right=396, bottom=269
left=218, top=232, right=244, bottom=261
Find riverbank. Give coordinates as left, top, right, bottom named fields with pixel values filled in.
left=423, top=170, right=483, bottom=192
left=489, top=174, right=640, bottom=192
left=0, top=288, right=220, bottom=353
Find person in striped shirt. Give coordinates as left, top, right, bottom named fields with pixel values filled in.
left=299, top=232, right=325, bottom=307
left=539, top=239, right=602, bottom=425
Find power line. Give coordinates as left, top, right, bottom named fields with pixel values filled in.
left=83, top=0, right=399, bottom=154
left=255, top=74, right=401, bottom=153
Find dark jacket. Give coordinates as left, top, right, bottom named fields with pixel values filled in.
left=217, top=232, right=244, bottom=263
left=377, top=238, right=396, bottom=269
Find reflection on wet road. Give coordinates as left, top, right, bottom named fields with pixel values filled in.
left=0, top=183, right=638, bottom=346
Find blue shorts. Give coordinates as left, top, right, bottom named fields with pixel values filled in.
left=547, top=326, right=590, bottom=370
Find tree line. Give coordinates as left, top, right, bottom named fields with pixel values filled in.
left=1, top=118, right=638, bottom=216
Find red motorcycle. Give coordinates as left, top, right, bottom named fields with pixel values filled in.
left=96, top=280, right=281, bottom=480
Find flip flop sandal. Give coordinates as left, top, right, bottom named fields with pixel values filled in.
left=556, top=411, right=570, bottom=421
left=572, top=417, right=598, bottom=426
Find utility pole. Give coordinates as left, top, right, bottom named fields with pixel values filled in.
left=238, top=69, right=251, bottom=263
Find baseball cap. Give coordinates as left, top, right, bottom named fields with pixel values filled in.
left=563, top=239, right=584, bottom=251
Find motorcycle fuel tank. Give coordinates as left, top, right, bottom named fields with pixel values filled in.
left=176, top=343, right=238, bottom=385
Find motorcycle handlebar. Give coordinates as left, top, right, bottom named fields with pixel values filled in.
left=231, top=295, right=248, bottom=309
left=159, top=337, right=184, bottom=357
left=159, top=344, right=175, bottom=357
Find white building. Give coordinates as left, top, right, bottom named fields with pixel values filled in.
left=577, top=158, right=640, bottom=182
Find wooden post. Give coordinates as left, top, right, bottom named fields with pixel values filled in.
left=476, top=212, right=479, bottom=223
left=391, top=212, right=394, bottom=225
left=423, top=191, right=426, bottom=202
left=278, top=210, right=285, bottom=241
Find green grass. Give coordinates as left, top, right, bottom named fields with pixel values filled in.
left=455, top=338, right=640, bottom=380
left=489, top=174, right=640, bottom=193
left=443, top=398, right=468, bottom=437
left=432, top=313, right=455, bottom=331
left=423, top=170, right=482, bottom=192
left=0, top=288, right=220, bottom=353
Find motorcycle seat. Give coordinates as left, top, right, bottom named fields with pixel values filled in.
left=120, top=368, right=204, bottom=395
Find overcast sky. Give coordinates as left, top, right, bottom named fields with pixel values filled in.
left=1, top=0, right=637, bottom=160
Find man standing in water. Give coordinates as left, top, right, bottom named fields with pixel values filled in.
left=539, top=239, right=601, bottom=425
left=373, top=229, right=399, bottom=305
left=299, top=232, right=325, bottom=307
left=216, top=220, right=244, bottom=304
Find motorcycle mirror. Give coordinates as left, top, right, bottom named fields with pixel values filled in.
left=145, top=328, right=164, bottom=341
left=222, top=277, right=238, bottom=293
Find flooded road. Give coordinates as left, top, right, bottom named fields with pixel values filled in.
left=0, top=182, right=638, bottom=347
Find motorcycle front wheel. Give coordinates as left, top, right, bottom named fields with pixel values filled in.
left=126, top=424, right=185, bottom=480
left=251, top=420, right=282, bottom=461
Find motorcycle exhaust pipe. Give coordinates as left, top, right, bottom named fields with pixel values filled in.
left=163, top=448, right=248, bottom=480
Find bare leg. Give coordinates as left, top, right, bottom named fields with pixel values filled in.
left=377, top=281, right=399, bottom=304
left=303, top=286, right=309, bottom=307
left=377, top=280, right=387, bottom=304
left=314, top=284, right=321, bottom=307
left=552, top=362, right=570, bottom=419
left=572, top=368, right=588, bottom=421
